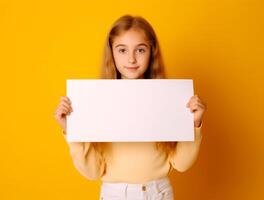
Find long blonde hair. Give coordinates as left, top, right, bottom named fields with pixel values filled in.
left=95, top=14, right=177, bottom=154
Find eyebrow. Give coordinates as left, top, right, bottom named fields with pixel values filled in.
left=114, top=43, right=149, bottom=48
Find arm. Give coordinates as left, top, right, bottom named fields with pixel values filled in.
left=169, top=124, right=203, bottom=172
left=169, top=94, right=207, bottom=172
left=64, top=134, right=106, bottom=180
left=54, top=96, right=106, bottom=180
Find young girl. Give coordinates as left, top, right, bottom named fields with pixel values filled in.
left=54, top=15, right=207, bottom=200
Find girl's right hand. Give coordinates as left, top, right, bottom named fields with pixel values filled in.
left=54, top=96, right=73, bottom=134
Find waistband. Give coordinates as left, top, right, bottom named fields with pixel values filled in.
left=101, top=177, right=171, bottom=193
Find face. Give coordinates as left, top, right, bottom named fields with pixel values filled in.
left=112, top=29, right=151, bottom=79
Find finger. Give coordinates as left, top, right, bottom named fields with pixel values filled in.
left=61, top=96, right=72, bottom=104
left=190, top=96, right=207, bottom=110
left=56, top=107, right=68, bottom=115
left=56, top=107, right=70, bottom=117
left=193, top=101, right=206, bottom=110
left=193, top=95, right=204, bottom=104
left=186, top=98, right=195, bottom=107
left=189, top=97, right=204, bottom=106
left=54, top=110, right=66, bottom=120
left=193, top=96, right=202, bottom=103
left=61, top=96, right=71, bottom=101
left=192, top=102, right=205, bottom=109
left=187, top=96, right=199, bottom=105
left=60, top=101, right=73, bottom=112
left=59, top=104, right=72, bottom=113
left=55, top=104, right=71, bottom=116
left=195, top=96, right=207, bottom=108
left=190, top=105, right=199, bottom=112
left=189, top=102, right=204, bottom=112
left=59, top=101, right=73, bottom=111
left=186, top=100, right=198, bottom=107
left=187, top=96, right=205, bottom=108
left=61, top=99, right=71, bottom=107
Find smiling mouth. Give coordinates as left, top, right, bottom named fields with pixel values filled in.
left=125, top=66, right=139, bottom=70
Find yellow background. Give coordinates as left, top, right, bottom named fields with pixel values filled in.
left=1, top=0, right=263, bottom=199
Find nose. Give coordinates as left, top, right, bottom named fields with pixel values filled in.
left=128, top=52, right=136, bottom=64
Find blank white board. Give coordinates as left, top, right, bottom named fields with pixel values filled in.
left=66, top=79, right=194, bottom=142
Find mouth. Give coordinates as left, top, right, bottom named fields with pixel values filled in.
left=125, top=66, right=140, bottom=70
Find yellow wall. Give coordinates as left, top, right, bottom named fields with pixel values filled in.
left=1, top=0, right=263, bottom=199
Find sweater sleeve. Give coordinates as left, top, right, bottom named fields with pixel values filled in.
left=64, top=135, right=106, bottom=180
left=169, top=124, right=203, bottom=172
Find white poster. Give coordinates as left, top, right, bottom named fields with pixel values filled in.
left=66, top=79, right=194, bottom=142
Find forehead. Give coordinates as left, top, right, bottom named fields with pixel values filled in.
left=113, top=29, right=150, bottom=47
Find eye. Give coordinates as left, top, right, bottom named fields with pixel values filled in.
left=118, top=48, right=127, bottom=54
left=136, top=48, right=146, bottom=53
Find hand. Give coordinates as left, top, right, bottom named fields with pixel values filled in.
left=186, top=94, right=207, bottom=128
left=54, top=96, right=73, bottom=133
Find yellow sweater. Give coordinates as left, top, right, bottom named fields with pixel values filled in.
left=65, top=125, right=203, bottom=183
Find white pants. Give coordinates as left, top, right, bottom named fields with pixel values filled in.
left=99, top=177, right=174, bottom=200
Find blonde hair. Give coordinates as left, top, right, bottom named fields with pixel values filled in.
left=95, top=14, right=177, bottom=154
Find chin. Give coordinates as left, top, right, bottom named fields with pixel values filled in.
left=125, top=73, right=143, bottom=79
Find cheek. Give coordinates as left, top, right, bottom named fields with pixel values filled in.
left=113, top=53, right=125, bottom=66
left=139, top=53, right=151, bottom=67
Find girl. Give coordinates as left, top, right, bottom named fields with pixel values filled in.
left=54, top=15, right=207, bottom=200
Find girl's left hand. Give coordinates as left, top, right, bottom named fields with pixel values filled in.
left=186, top=94, right=207, bottom=128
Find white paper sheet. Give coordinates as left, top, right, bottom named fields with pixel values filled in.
left=66, top=79, right=194, bottom=142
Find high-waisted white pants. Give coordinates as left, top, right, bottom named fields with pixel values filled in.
left=99, top=176, right=174, bottom=200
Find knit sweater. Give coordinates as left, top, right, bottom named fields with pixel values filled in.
left=65, top=125, right=203, bottom=183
